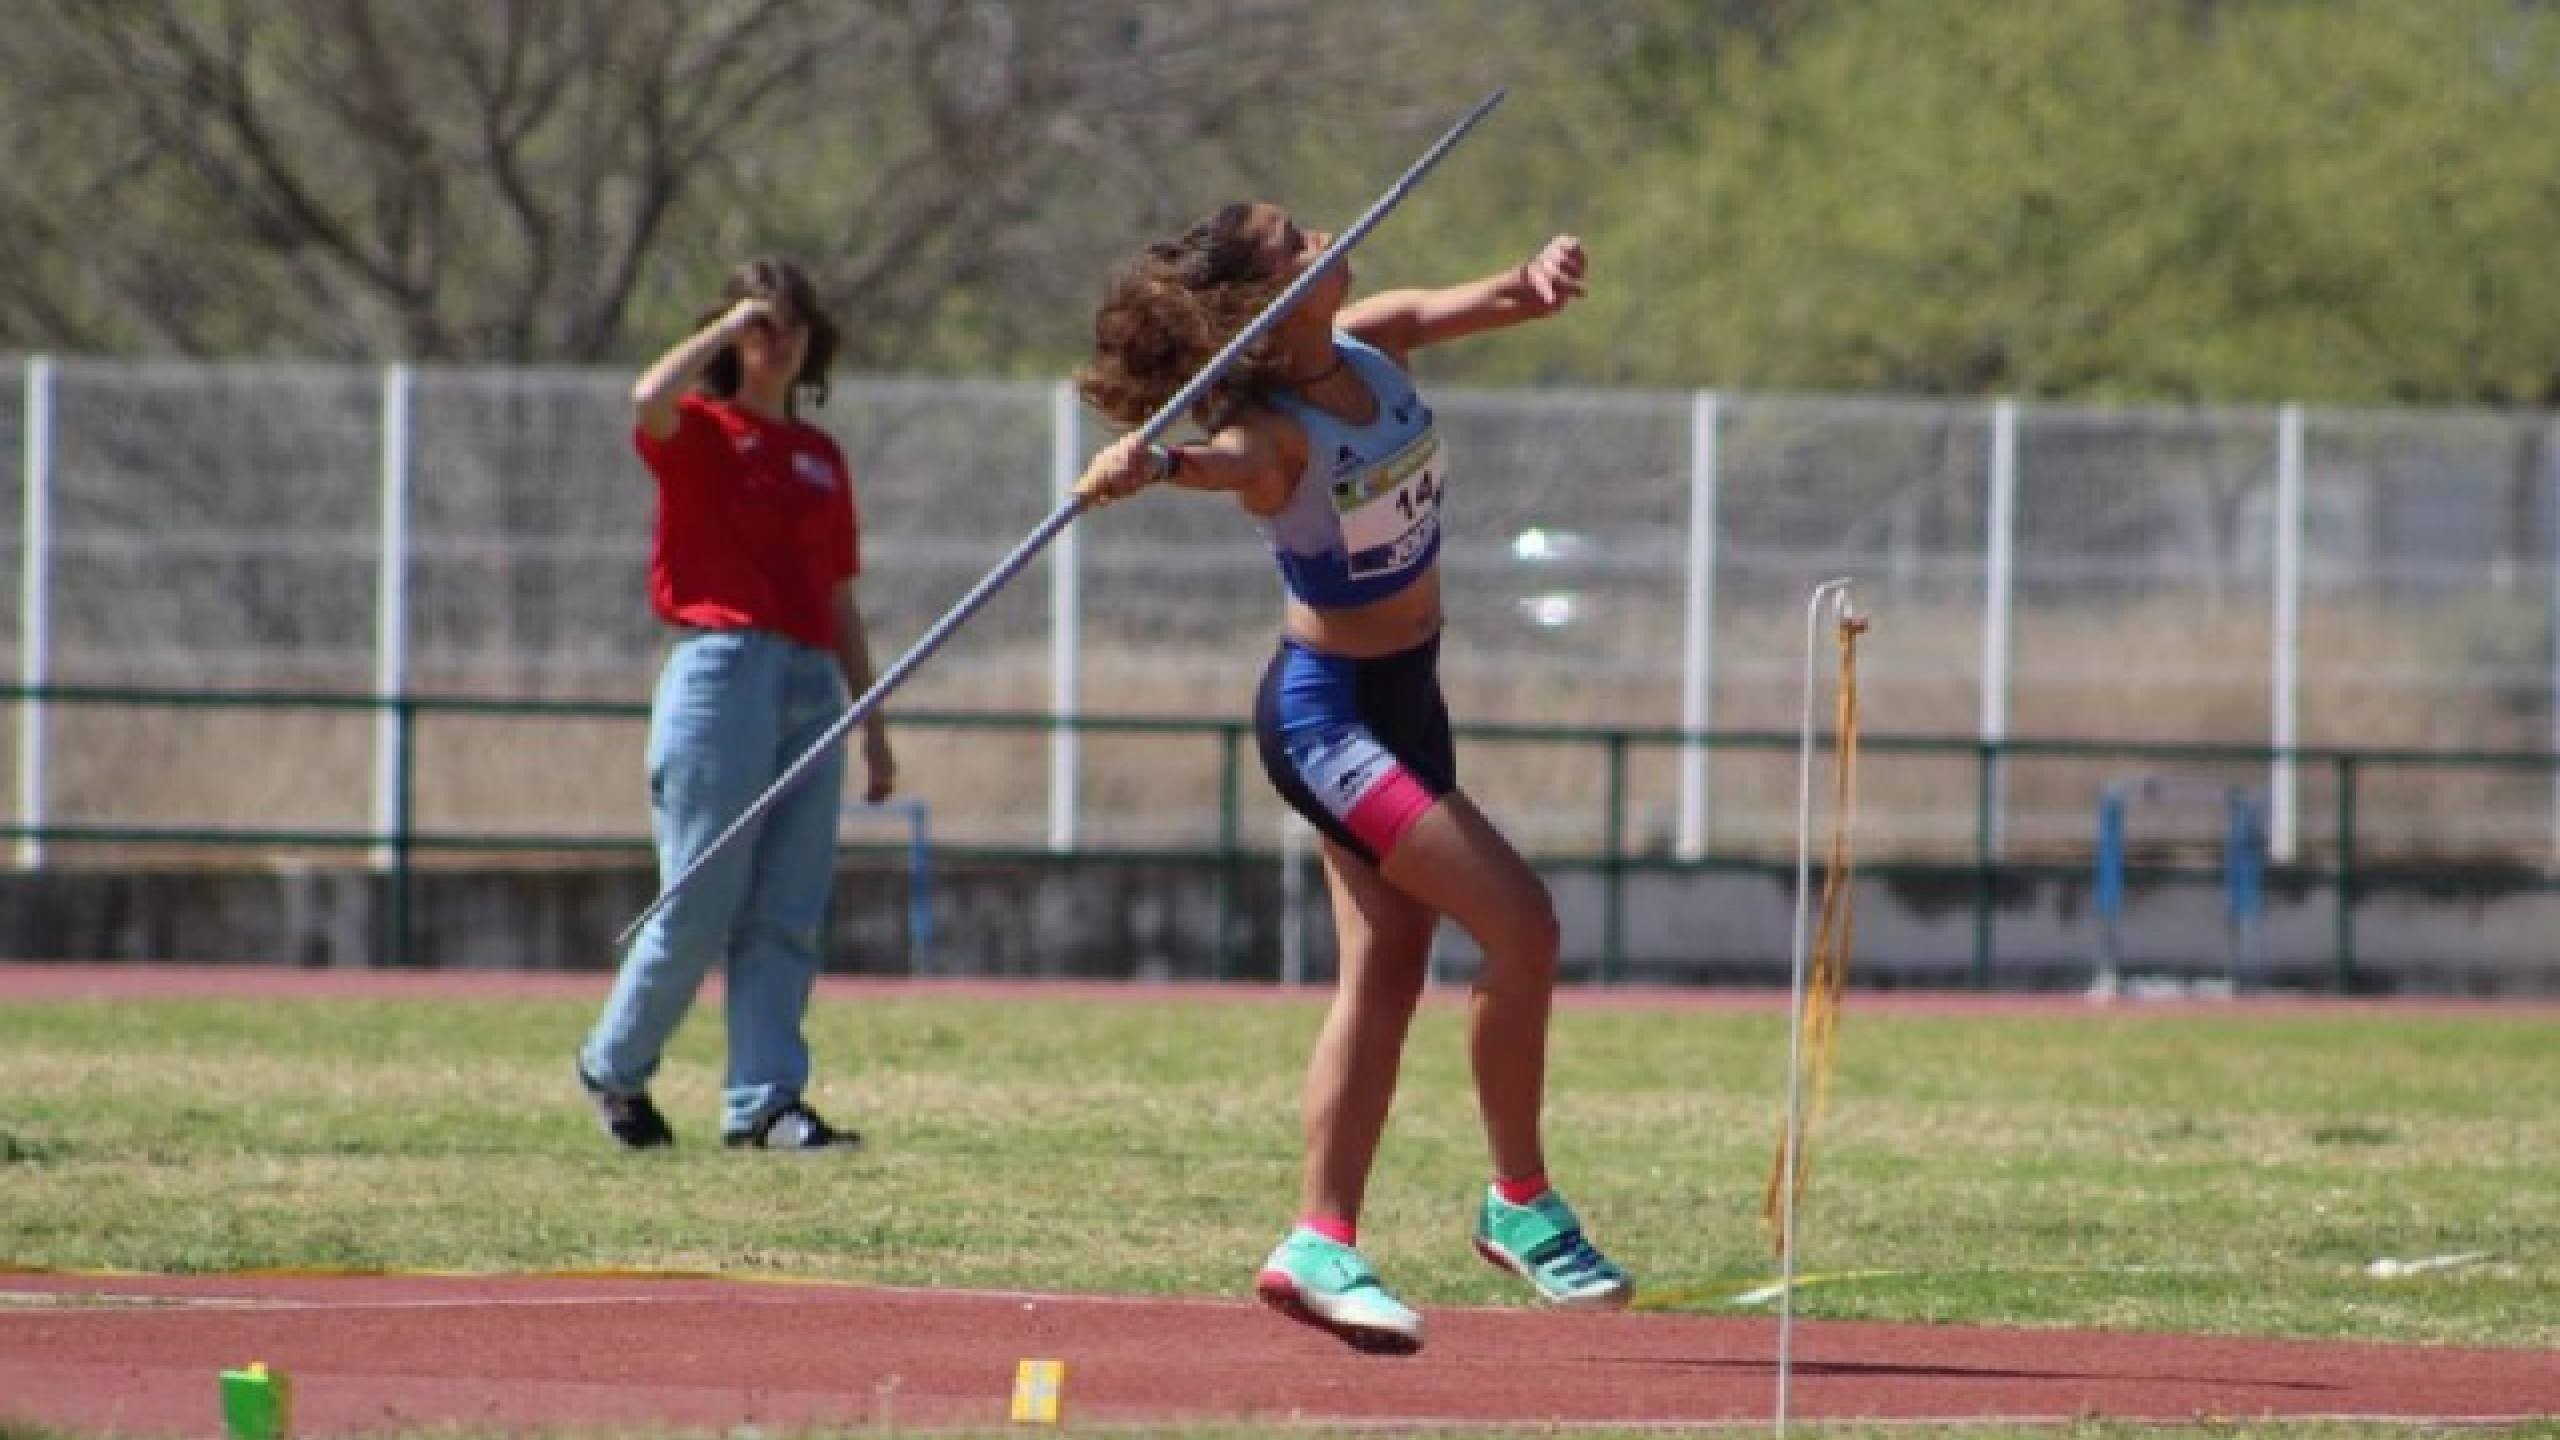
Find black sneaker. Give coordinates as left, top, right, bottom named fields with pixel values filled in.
left=577, top=1061, right=674, bottom=1149
left=724, top=1101, right=860, bottom=1152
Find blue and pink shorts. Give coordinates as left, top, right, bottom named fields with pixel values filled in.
left=1253, top=635, right=1454, bottom=867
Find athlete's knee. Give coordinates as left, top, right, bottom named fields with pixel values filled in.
left=1510, top=863, right=1559, bottom=943
left=1479, top=881, right=1559, bottom=982
left=1370, top=943, right=1435, bottom=1012
left=1518, top=896, right=1562, bottom=977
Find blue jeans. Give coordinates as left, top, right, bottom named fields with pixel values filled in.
left=582, top=629, right=848, bottom=1135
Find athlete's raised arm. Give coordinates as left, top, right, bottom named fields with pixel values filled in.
left=1341, top=236, right=1587, bottom=361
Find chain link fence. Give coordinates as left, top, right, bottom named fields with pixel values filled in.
left=5, top=357, right=2555, bottom=867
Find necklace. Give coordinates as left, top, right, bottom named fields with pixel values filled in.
left=1284, top=350, right=1346, bottom=388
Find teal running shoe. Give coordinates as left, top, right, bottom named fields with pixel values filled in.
left=1253, top=1229, right=1425, bottom=1354
left=1472, top=1187, right=1634, bottom=1308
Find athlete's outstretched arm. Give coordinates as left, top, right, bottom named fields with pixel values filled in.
left=1073, top=417, right=1304, bottom=515
left=1341, top=236, right=1587, bottom=360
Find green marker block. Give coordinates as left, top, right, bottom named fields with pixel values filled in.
left=220, top=1361, right=293, bottom=1440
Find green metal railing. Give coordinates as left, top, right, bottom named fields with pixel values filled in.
left=6, top=682, right=2557, bottom=987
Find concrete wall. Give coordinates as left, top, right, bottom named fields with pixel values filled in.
left=5, top=845, right=2560, bottom=994
left=3, top=856, right=2554, bottom=995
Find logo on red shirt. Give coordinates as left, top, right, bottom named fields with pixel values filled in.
left=791, top=451, right=838, bottom=491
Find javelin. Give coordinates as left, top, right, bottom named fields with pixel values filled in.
left=615, top=87, right=1510, bottom=949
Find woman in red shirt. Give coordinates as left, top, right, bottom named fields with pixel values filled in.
left=577, top=257, right=895, bottom=1151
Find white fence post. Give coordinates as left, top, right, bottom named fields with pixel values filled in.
left=372, top=363, right=413, bottom=869
left=1048, top=381, right=1081, bottom=852
left=16, top=357, right=52, bottom=869
left=1677, top=390, right=1720, bottom=861
left=2547, top=420, right=2560, bottom=870
left=2271, top=403, right=2303, bottom=863
left=1981, top=398, right=2018, bottom=857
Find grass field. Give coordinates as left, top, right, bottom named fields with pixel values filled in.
left=1, top=989, right=2550, bottom=1360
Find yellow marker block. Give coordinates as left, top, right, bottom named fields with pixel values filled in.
left=219, top=1361, right=293, bottom=1440
left=1009, top=1358, right=1065, bottom=1424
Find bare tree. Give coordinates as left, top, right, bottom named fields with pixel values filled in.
left=0, top=0, right=1420, bottom=366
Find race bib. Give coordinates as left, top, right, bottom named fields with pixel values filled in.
left=1333, top=432, right=1445, bottom=581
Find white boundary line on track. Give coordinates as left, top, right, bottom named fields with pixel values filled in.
left=1026, top=1418, right=2557, bottom=1433
left=9, top=1272, right=2556, bottom=1340
left=0, top=1289, right=262, bottom=1310
left=0, top=1293, right=689, bottom=1314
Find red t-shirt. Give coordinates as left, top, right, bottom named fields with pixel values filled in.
left=638, top=393, right=858, bottom=652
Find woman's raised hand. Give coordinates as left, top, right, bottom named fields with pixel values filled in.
left=1516, top=236, right=1588, bottom=314
left=719, top=296, right=783, bottom=338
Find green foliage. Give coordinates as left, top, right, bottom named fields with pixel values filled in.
left=5, top=0, right=2559, bottom=406
left=1569, top=0, right=2560, bottom=403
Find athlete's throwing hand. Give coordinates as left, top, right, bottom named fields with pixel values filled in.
left=1074, top=432, right=1160, bottom=510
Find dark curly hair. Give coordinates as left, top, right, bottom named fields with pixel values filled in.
left=694, top=255, right=839, bottom=417
left=1075, top=203, right=1304, bottom=432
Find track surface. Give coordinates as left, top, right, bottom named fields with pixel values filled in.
left=2, top=1272, right=2554, bottom=1433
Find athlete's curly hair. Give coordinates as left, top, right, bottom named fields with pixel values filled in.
left=694, top=255, right=839, bottom=417
left=1076, top=203, right=1302, bottom=432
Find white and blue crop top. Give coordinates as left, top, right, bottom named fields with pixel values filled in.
left=1256, top=333, right=1446, bottom=609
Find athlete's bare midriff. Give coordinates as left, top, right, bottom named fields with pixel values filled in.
left=1284, top=567, right=1443, bottom=657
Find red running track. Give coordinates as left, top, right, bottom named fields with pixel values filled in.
left=1, top=1273, right=2553, bottom=1434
